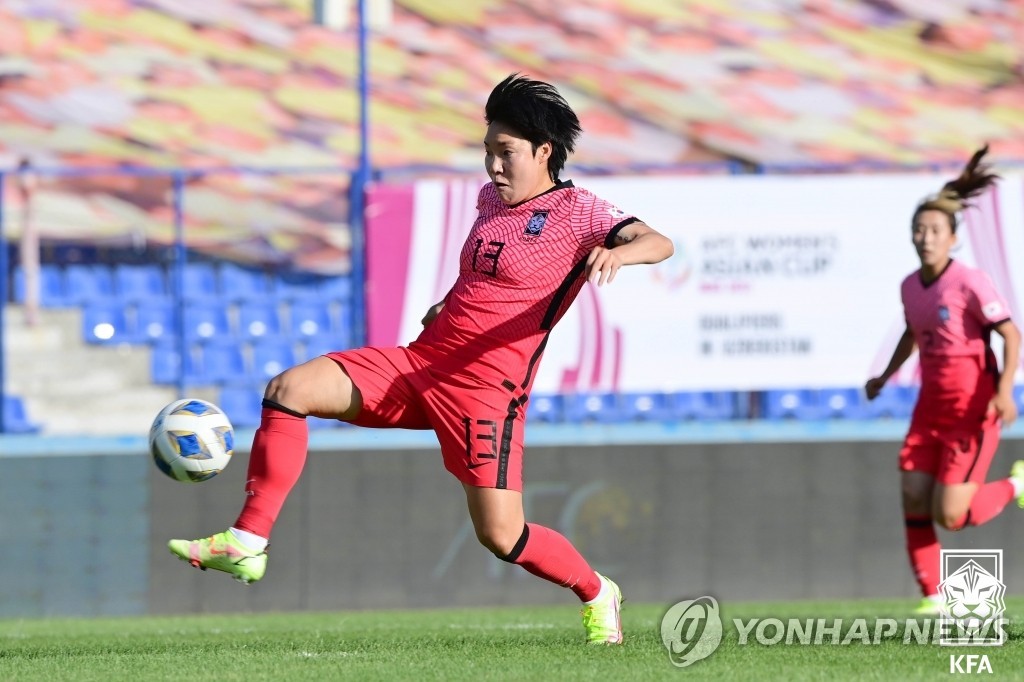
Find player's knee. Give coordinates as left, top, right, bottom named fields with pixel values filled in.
left=264, top=369, right=306, bottom=413
left=474, top=524, right=521, bottom=558
left=936, top=511, right=967, bottom=531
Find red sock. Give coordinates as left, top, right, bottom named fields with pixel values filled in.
left=904, top=515, right=940, bottom=596
left=233, top=407, right=308, bottom=539
left=963, top=480, right=1015, bottom=527
left=507, top=523, right=602, bottom=602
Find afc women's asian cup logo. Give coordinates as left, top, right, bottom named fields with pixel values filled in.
left=651, top=237, right=692, bottom=290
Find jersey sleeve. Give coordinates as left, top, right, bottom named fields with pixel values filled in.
left=571, top=190, right=638, bottom=252
left=965, top=269, right=1011, bottom=326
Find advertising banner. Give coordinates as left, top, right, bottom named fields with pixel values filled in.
left=365, top=173, right=1024, bottom=392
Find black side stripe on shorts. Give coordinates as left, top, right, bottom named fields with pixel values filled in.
left=961, top=428, right=986, bottom=484
left=496, top=397, right=526, bottom=490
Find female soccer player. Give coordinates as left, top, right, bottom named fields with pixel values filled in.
left=864, top=146, right=1022, bottom=615
left=169, top=74, right=674, bottom=644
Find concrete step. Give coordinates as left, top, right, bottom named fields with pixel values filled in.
left=23, top=385, right=220, bottom=436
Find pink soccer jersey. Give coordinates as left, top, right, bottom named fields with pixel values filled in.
left=411, top=180, right=636, bottom=391
left=901, top=259, right=1011, bottom=362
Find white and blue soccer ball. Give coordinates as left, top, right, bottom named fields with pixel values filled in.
left=149, top=399, right=234, bottom=483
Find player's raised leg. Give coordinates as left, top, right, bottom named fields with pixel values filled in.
left=463, top=484, right=623, bottom=644
left=168, top=356, right=362, bottom=582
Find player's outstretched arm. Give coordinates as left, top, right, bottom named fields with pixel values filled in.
left=585, top=221, right=674, bottom=286
left=865, top=326, right=916, bottom=400
left=989, top=319, right=1021, bottom=425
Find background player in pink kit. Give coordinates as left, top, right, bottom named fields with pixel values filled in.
left=169, top=74, right=674, bottom=644
left=865, top=146, right=1022, bottom=615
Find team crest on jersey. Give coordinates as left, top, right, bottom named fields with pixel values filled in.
left=524, top=210, right=549, bottom=240
left=938, top=305, right=950, bottom=322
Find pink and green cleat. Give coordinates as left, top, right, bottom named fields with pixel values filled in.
left=168, top=530, right=268, bottom=584
left=581, top=574, right=624, bottom=645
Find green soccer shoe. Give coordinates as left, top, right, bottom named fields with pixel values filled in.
left=168, top=530, right=268, bottom=584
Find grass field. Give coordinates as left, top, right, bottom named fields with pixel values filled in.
left=1, top=598, right=1021, bottom=681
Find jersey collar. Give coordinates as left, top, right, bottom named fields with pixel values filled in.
left=919, top=258, right=954, bottom=288
left=507, top=179, right=574, bottom=209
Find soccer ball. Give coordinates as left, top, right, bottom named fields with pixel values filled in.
left=149, top=399, right=235, bottom=483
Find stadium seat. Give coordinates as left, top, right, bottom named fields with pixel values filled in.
left=81, top=302, right=131, bottom=344
left=237, top=301, right=282, bottom=340
left=183, top=302, right=231, bottom=342
left=618, top=392, right=675, bottom=422
left=132, top=299, right=175, bottom=344
left=251, top=339, right=297, bottom=381
left=527, top=394, right=564, bottom=423
left=65, top=265, right=115, bottom=305
left=179, top=262, right=219, bottom=300
left=114, top=264, right=167, bottom=302
left=201, top=342, right=248, bottom=385
left=816, top=387, right=867, bottom=419
left=13, top=265, right=69, bottom=307
left=2, top=395, right=41, bottom=433
left=219, top=263, right=271, bottom=302
left=763, top=389, right=822, bottom=420
left=218, top=386, right=263, bottom=428
left=673, top=391, right=738, bottom=421
left=320, top=276, right=353, bottom=302
left=565, top=391, right=625, bottom=423
left=1014, top=385, right=1024, bottom=413
left=150, top=344, right=205, bottom=386
left=864, top=385, right=918, bottom=419
left=289, top=299, right=333, bottom=339
left=273, top=272, right=322, bottom=301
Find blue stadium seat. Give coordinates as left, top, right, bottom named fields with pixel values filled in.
left=619, top=392, right=675, bottom=422
left=201, top=342, right=248, bottom=385
left=864, top=385, right=918, bottom=419
left=527, top=394, right=564, bottom=423
left=133, top=299, right=175, bottom=344
left=1014, top=385, right=1024, bottom=414
left=2, top=395, right=41, bottom=433
left=219, top=263, right=271, bottom=302
left=273, top=272, right=322, bottom=301
left=183, top=302, right=231, bottom=342
left=673, top=391, right=738, bottom=420
left=237, top=301, right=282, bottom=340
left=251, top=339, right=296, bottom=381
left=218, top=386, right=263, bottom=428
left=114, top=264, right=167, bottom=302
left=289, top=299, right=333, bottom=339
left=150, top=344, right=205, bottom=386
left=81, top=302, right=131, bottom=344
left=565, top=391, right=625, bottom=423
left=816, top=387, right=867, bottom=419
left=320, top=276, right=353, bottom=302
left=13, top=265, right=69, bottom=307
left=65, top=265, right=115, bottom=305
left=180, top=262, right=219, bottom=300
left=763, top=389, right=821, bottom=420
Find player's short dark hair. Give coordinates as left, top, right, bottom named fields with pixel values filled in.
left=485, top=74, right=582, bottom=180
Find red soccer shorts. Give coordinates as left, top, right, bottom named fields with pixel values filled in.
left=898, top=415, right=1001, bottom=485
left=325, top=346, right=527, bottom=491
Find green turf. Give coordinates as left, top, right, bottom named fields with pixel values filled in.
left=1, top=598, right=1021, bottom=681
